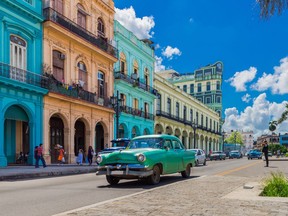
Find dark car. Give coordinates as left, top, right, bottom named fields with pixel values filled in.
left=229, top=150, right=242, bottom=159
left=99, top=138, right=130, bottom=155
left=210, top=151, right=226, bottom=160
left=247, top=149, right=262, bottom=160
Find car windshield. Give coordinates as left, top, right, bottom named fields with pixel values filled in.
left=213, top=151, right=222, bottom=154
left=231, top=151, right=239, bottom=153
left=111, top=140, right=129, bottom=148
left=128, top=138, right=164, bottom=149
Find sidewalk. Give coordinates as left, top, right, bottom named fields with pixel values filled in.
left=0, top=164, right=97, bottom=181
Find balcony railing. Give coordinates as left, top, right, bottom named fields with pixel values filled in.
left=0, top=62, right=48, bottom=89
left=44, top=74, right=110, bottom=107
left=156, top=110, right=220, bottom=135
left=121, top=105, right=154, bottom=120
left=114, top=72, right=158, bottom=96
left=43, top=7, right=117, bottom=58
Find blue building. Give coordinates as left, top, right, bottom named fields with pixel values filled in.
left=279, top=134, right=288, bottom=148
left=0, top=0, right=47, bottom=166
left=113, top=20, right=157, bottom=139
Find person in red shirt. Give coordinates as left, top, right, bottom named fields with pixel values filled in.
left=35, top=143, right=47, bottom=168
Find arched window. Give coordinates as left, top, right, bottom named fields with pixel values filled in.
left=144, top=67, right=149, bottom=87
left=98, top=71, right=105, bottom=98
left=77, top=4, right=86, bottom=29
left=132, top=60, right=139, bottom=79
left=97, top=18, right=105, bottom=38
left=77, top=61, right=87, bottom=90
left=120, top=52, right=126, bottom=74
left=53, top=50, right=65, bottom=82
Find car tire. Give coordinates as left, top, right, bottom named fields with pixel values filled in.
left=203, top=159, right=207, bottom=166
left=147, top=165, right=161, bottom=185
left=195, top=160, right=199, bottom=166
left=181, top=164, right=191, bottom=178
left=106, top=175, right=120, bottom=185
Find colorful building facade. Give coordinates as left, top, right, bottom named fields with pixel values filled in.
left=42, top=0, right=117, bottom=164
left=113, top=20, right=156, bottom=139
left=154, top=73, right=221, bottom=153
left=0, top=0, right=47, bottom=167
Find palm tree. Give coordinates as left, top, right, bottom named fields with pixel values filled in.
left=278, top=103, right=288, bottom=124
left=269, top=120, right=278, bottom=132
left=258, top=0, right=288, bottom=18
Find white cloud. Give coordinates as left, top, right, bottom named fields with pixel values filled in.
left=226, top=67, right=257, bottom=92
left=162, top=46, right=182, bottom=60
left=155, top=56, right=165, bottom=72
left=251, top=57, right=288, bottom=94
left=115, top=6, right=155, bottom=39
left=223, top=93, right=288, bottom=139
left=241, top=93, right=251, bottom=103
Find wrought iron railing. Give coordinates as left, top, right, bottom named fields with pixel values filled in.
left=121, top=105, right=154, bottom=120
left=156, top=109, right=220, bottom=135
left=43, top=7, right=117, bottom=58
left=114, top=71, right=158, bottom=95
left=0, top=62, right=48, bottom=88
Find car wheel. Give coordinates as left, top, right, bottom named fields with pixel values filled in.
left=147, top=165, right=161, bottom=185
left=195, top=160, right=199, bottom=166
left=181, top=164, right=191, bottom=178
left=106, top=175, right=120, bottom=185
left=203, top=159, right=207, bottom=166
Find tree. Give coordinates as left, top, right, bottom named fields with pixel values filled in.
left=225, top=131, right=244, bottom=145
left=269, top=120, right=278, bottom=132
left=278, top=103, right=288, bottom=124
left=258, top=0, right=288, bottom=18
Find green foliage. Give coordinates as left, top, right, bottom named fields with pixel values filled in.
left=258, top=0, right=288, bottom=18
left=278, top=103, right=288, bottom=124
left=261, top=172, right=288, bottom=197
left=268, top=144, right=287, bottom=154
left=225, top=131, right=243, bottom=145
left=269, top=120, right=277, bottom=132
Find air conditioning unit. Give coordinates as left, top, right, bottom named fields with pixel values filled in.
left=60, top=54, right=66, bottom=60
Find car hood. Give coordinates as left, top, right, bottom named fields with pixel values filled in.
left=100, top=148, right=162, bottom=165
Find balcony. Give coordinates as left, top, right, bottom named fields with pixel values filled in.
left=44, top=74, right=110, bottom=107
left=121, top=105, right=154, bottom=120
left=114, top=72, right=158, bottom=95
left=0, top=62, right=48, bottom=89
left=43, top=7, right=117, bottom=58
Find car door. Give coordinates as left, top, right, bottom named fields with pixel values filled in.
left=198, top=150, right=204, bottom=164
left=171, top=139, right=186, bottom=171
left=162, top=139, right=178, bottom=174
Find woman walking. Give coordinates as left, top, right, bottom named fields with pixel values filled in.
left=88, top=146, right=94, bottom=165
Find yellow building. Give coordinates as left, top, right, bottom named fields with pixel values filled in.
left=42, top=0, right=117, bottom=164
left=154, top=73, right=221, bottom=153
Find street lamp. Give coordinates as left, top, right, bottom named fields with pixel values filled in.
left=191, top=120, right=198, bottom=149
left=110, top=90, right=123, bottom=139
left=222, top=130, right=225, bottom=152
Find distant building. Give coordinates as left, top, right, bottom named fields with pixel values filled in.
left=241, top=131, right=254, bottom=150
left=256, top=133, right=280, bottom=148
left=279, top=133, right=288, bottom=148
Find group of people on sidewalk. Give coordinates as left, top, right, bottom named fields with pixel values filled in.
left=76, top=146, right=95, bottom=166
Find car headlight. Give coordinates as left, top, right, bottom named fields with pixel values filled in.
left=96, top=155, right=103, bottom=164
left=137, top=154, right=146, bottom=162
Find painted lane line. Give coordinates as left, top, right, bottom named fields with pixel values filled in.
left=216, top=161, right=262, bottom=176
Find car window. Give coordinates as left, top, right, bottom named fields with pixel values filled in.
left=172, top=140, right=184, bottom=149
left=128, top=138, right=163, bottom=149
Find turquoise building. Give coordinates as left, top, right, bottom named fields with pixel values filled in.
left=0, top=0, right=47, bottom=166
left=113, top=20, right=157, bottom=139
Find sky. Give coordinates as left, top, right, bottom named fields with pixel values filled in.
left=113, top=0, right=288, bottom=139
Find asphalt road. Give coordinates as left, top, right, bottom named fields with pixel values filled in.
left=0, top=157, right=283, bottom=216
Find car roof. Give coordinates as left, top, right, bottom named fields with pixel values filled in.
left=110, top=138, right=130, bottom=142
left=132, top=134, right=180, bottom=140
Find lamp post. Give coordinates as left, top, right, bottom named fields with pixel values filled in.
left=234, top=131, right=237, bottom=150
left=191, top=120, right=198, bottom=149
left=222, top=130, right=225, bottom=152
left=110, top=90, right=123, bottom=139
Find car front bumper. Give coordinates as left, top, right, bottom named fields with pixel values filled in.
left=96, top=164, right=153, bottom=177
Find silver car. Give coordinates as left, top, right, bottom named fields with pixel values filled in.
left=190, top=149, right=207, bottom=166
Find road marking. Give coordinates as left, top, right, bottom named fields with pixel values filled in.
left=216, top=161, right=262, bottom=176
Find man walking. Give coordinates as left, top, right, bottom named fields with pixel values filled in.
left=35, top=143, right=47, bottom=168
left=262, top=140, right=269, bottom=167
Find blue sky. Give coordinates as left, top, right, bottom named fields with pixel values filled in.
left=114, top=0, right=288, bottom=138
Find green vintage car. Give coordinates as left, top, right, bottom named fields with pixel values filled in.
left=96, top=134, right=196, bottom=185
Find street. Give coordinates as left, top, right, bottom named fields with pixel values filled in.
left=0, top=158, right=286, bottom=216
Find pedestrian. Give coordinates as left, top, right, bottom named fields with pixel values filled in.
left=77, top=149, right=83, bottom=165
left=57, top=145, right=65, bottom=165
left=262, top=140, right=269, bottom=167
left=35, top=143, right=47, bottom=168
left=88, top=146, right=94, bottom=165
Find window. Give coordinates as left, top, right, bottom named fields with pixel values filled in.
left=24, top=0, right=32, bottom=4
left=77, top=4, right=86, bottom=29
left=133, top=98, right=139, bottom=109
left=144, top=102, right=149, bottom=118
left=190, top=84, right=194, bottom=94
left=206, top=97, right=211, bottom=104
left=210, top=119, right=212, bottom=129
left=78, top=62, right=87, bottom=90
left=52, top=50, right=65, bottom=82
left=132, top=60, right=139, bottom=79
left=197, top=83, right=202, bottom=92
left=120, top=93, right=126, bottom=107
left=196, top=112, right=199, bottom=124
left=167, top=98, right=171, bottom=115
left=10, top=35, right=27, bottom=81
left=98, top=71, right=105, bottom=98
left=206, top=82, right=211, bottom=91
left=201, top=114, right=203, bottom=126
left=157, top=94, right=161, bottom=111
left=183, top=106, right=187, bottom=121
left=216, top=81, right=221, bottom=90
left=172, top=140, right=184, bottom=149
left=52, top=0, right=63, bottom=13
left=97, top=18, right=105, bottom=38
left=216, top=96, right=221, bottom=103
left=183, top=85, right=187, bottom=92
left=120, top=53, right=126, bottom=74
left=145, top=68, right=149, bottom=87
left=176, top=102, right=179, bottom=118
left=206, top=117, right=208, bottom=128
left=190, top=109, right=193, bottom=122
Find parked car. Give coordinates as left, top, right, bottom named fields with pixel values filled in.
left=268, top=151, right=273, bottom=157
left=96, top=134, right=196, bottom=185
left=98, top=138, right=130, bottom=155
left=247, top=149, right=262, bottom=160
left=210, top=151, right=226, bottom=160
left=228, top=150, right=242, bottom=159
left=190, top=149, right=206, bottom=166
